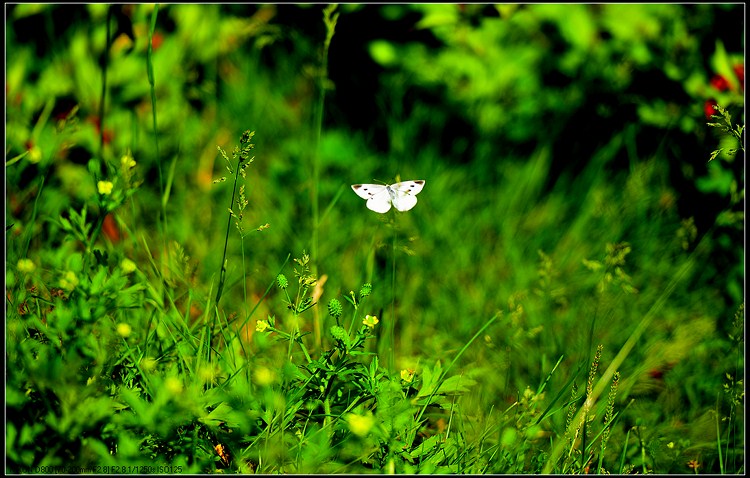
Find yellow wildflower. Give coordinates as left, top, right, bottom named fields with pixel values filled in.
left=400, top=369, right=415, bottom=383
left=253, top=366, right=275, bottom=386
left=98, top=180, right=114, bottom=195
left=165, top=377, right=183, bottom=395
left=60, top=271, right=79, bottom=291
left=116, top=323, right=132, bottom=338
left=140, top=357, right=158, bottom=372
left=121, top=152, right=136, bottom=168
left=28, top=145, right=42, bottom=164
left=121, top=258, right=137, bottom=274
left=363, top=315, right=379, bottom=328
left=17, top=259, right=36, bottom=273
left=346, top=413, right=375, bottom=437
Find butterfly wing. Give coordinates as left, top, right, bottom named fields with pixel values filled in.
left=390, top=180, right=425, bottom=212
left=391, top=194, right=417, bottom=212
left=391, top=180, right=425, bottom=196
left=351, top=184, right=386, bottom=200
left=367, top=196, right=393, bottom=213
left=351, top=184, right=393, bottom=213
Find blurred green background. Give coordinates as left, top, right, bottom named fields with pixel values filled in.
left=5, top=3, right=745, bottom=473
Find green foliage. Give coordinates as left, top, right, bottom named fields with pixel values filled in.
left=707, top=104, right=745, bottom=161
left=369, top=5, right=724, bottom=144
left=5, top=4, right=744, bottom=474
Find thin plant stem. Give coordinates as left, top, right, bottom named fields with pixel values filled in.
left=241, top=237, right=248, bottom=319
left=99, top=5, right=112, bottom=159
left=22, top=175, right=46, bottom=259
left=618, top=426, right=631, bottom=474
left=146, top=4, right=166, bottom=250
left=715, top=393, right=724, bottom=474
left=390, top=226, right=397, bottom=371
left=215, top=148, right=243, bottom=308
left=310, top=4, right=339, bottom=351
left=312, top=4, right=339, bottom=265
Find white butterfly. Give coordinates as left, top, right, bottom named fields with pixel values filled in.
left=351, top=180, right=426, bottom=213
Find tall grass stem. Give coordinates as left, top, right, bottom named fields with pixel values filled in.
left=389, top=227, right=397, bottom=371
left=310, top=5, right=338, bottom=350
left=146, top=4, right=166, bottom=249
left=99, top=6, right=112, bottom=159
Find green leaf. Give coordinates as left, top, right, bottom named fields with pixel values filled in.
left=369, top=40, right=399, bottom=67
left=200, top=402, right=240, bottom=428
left=415, top=5, right=458, bottom=30
left=436, top=374, right=477, bottom=395
left=711, top=40, right=740, bottom=92
left=695, top=161, right=734, bottom=195
left=59, top=216, right=73, bottom=231
left=408, top=434, right=443, bottom=459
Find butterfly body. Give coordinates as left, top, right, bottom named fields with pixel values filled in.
left=351, top=180, right=425, bottom=213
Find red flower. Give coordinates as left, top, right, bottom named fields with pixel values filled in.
left=648, top=369, right=664, bottom=380
left=733, top=63, right=744, bottom=90
left=710, top=74, right=730, bottom=92
left=88, top=116, right=115, bottom=145
left=704, top=99, right=718, bottom=119
left=102, top=213, right=122, bottom=243
left=151, top=32, right=164, bottom=51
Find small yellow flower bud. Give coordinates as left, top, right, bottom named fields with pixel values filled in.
left=140, top=357, right=158, bottom=372
left=346, top=413, right=375, bottom=437
left=17, top=258, right=36, bottom=273
left=121, top=152, right=136, bottom=168
left=198, top=365, right=218, bottom=384
left=97, top=180, right=114, bottom=195
left=165, top=377, right=183, bottom=395
left=253, top=366, right=275, bottom=386
left=121, top=258, right=137, bottom=274
left=60, top=271, right=79, bottom=291
left=117, top=323, right=132, bottom=338
left=28, top=145, right=42, bottom=164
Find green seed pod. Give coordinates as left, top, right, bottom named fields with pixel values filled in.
left=359, top=283, right=372, bottom=299
left=328, top=298, right=343, bottom=319
left=276, top=274, right=288, bottom=290
left=330, top=325, right=348, bottom=342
